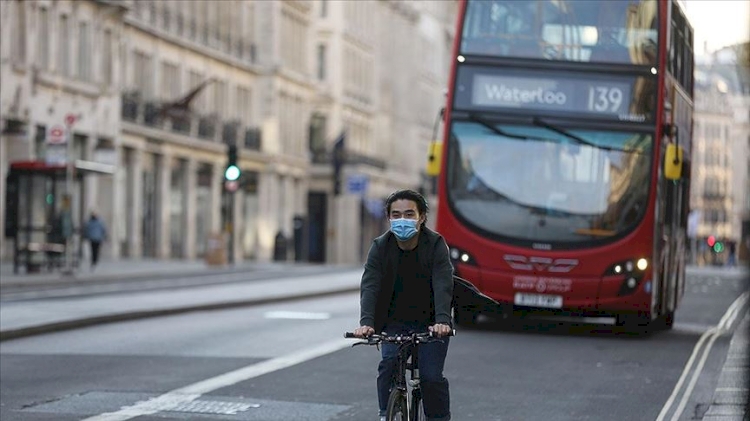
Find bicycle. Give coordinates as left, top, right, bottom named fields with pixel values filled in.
left=344, top=330, right=455, bottom=421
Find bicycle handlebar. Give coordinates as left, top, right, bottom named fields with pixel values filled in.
left=344, top=330, right=456, bottom=342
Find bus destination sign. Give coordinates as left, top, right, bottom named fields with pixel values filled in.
left=454, top=67, right=653, bottom=122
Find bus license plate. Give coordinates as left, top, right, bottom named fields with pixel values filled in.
left=514, top=293, right=563, bottom=309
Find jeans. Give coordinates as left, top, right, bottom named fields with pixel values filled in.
left=377, top=323, right=451, bottom=421
left=90, top=241, right=101, bottom=266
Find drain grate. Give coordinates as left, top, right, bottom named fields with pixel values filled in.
left=168, top=400, right=260, bottom=415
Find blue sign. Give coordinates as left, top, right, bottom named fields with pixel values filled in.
left=347, top=174, right=369, bottom=195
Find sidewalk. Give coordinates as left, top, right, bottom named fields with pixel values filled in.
left=702, top=310, right=750, bottom=421
left=686, top=264, right=749, bottom=279
left=0, top=257, right=326, bottom=289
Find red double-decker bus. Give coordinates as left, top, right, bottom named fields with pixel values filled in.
left=436, top=0, right=694, bottom=331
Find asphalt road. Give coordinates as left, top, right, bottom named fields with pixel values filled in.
left=0, top=269, right=746, bottom=421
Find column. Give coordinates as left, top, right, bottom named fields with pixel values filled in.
left=333, top=193, right=362, bottom=264
left=183, top=158, right=197, bottom=259
left=255, top=169, right=277, bottom=261
left=83, top=136, right=97, bottom=217
left=157, top=153, right=172, bottom=259
left=283, top=175, right=294, bottom=238
left=209, top=162, right=222, bottom=234
left=129, top=148, right=144, bottom=257
left=107, top=149, right=122, bottom=259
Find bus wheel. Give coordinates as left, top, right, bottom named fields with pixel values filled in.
left=454, top=306, right=479, bottom=327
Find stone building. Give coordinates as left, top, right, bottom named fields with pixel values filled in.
left=692, top=43, right=750, bottom=263
left=0, top=0, right=456, bottom=266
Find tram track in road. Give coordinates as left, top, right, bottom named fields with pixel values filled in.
left=656, top=291, right=750, bottom=421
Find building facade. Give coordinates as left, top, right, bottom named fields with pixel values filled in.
left=691, top=43, right=750, bottom=263
left=1, top=0, right=457, bottom=266
left=1, top=0, right=127, bottom=263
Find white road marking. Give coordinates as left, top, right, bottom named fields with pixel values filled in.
left=656, top=292, right=749, bottom=421
left=264, top=311, right=332, bottom=320
left=80, top=338, right=351, bottom=421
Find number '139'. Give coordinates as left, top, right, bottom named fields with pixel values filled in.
left=587, top=87, right=623, bottom=112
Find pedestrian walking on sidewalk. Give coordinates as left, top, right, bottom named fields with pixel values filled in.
left=84, top=211, right=107, bottom=270
left=352, top=189, right=454, bottom=421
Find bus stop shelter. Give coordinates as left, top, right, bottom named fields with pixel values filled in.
left=4, top=160, right=115, bottom=274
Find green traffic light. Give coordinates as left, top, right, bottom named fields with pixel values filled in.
left=713, top=242, right=724, bottom=253
left=224, top=165, right=241, bottom=181
left=46, top=194, right=54, bottom=205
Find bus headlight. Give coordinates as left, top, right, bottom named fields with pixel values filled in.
left=605, top=258, right=649, bottom=276
left=448, top=246, right=475, bottom=266
left=450, top=248, right=460, bottom=260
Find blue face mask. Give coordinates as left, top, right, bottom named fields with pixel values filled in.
left=390, top=218, right=419, bottom=241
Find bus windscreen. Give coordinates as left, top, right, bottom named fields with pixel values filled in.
left=460, top=0, right=658, bottom=65
left=447, top=120, right=653, bottom=245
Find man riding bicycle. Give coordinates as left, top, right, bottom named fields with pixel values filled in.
left=352, top=189, right=454, bottom=421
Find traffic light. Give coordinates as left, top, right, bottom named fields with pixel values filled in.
left=713, top=241, right=724, bottom=253
left=224, top=145, right=240, bottom=182
left=707, top=235, right=716, bottom=247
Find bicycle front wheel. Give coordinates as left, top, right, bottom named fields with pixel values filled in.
left=385, top=388, right=408, bottom=421
left=410, top=388, right=425, bottom=421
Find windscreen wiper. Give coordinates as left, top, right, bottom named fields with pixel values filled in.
left=468, top=113, right=538, bottom=141
left=531, top=117, right=637, bottom=153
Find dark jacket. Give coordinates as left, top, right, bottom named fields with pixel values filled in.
left=359, top=226, right=454, bottom=332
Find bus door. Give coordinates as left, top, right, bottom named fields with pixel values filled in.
left=659, top=122, right=686, bottom=316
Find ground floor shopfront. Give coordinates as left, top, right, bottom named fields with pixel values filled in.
left=3, top=134, right=412, bottom=267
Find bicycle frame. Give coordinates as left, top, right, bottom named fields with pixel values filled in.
left=345, top=330, right=454, bottom=421
left=392, top=339, right=423, bottom=421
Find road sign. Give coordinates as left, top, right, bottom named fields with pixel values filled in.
left=65, top=113, right=78, bottom=127
left=347, top=174, right=368, bottom=195
left=46, top=125, right=66, bottom=144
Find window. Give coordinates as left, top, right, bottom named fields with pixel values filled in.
left=461, top=0, right=658, bottom=65
left=34, top=125, right=46, bottom=160
left=102, top=29, right=113, bottom=84
left=78, top=22, right=91, bottom=80
left=37, top=7, right=49, bottom=70
left=236, top=87, right=252, bottom=124
left=160, top=61, right=179, bottom=100
left=317, top=44, right=326, bottom=81
left=214, top=80, right=227, bottom=118
left=12, top=0, right=27, bottom=62
left=188, top=71, right=205, bottom=112
left=58, top=15, right=69, bottom=76
left=133, top=51, right=153, bottom=97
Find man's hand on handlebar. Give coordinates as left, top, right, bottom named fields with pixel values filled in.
left=353, top=325, right=375, bottom=338
left=429, top=323, right=452, bottom=337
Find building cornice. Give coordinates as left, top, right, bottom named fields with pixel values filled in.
left=124, top=17, right=266, bottom=76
